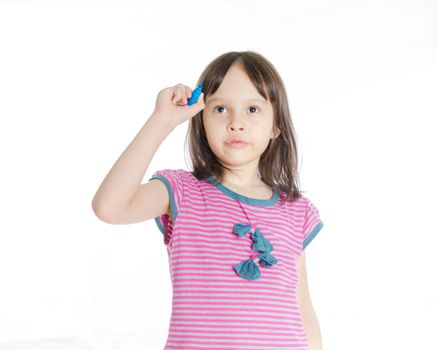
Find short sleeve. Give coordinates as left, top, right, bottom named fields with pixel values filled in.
left=303, top=197, right=324, bottom=250
left=147, top=168, right=185, bottom=245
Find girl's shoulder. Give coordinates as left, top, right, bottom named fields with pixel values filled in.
left=153, top=168, right=209, bottom=186
left=151, top=168, right=192, bottom=178
left=277, top=190, right=308, bottom=205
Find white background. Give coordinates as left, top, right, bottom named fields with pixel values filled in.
left=0, top=0, right=437, bottom=349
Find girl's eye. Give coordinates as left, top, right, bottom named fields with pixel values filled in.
left=214, top=106, right=226, bottom=113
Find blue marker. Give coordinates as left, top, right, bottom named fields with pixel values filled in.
left=187, top=82, right=203, bottom=106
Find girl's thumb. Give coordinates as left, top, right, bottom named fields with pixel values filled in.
left=190, top=92, right=204, bottom=111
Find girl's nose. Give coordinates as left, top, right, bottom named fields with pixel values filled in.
left=228, top=116, right=245, bottom=131
left=228, top=123, right=245, bottom=131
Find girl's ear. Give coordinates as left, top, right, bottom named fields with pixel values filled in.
left=271, top=128, right=281, bottom=139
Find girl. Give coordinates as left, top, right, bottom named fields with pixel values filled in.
left=92, top=51, right=324, bottom=350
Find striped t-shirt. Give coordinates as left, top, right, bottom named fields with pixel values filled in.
left=148, top=168, right=324, bottom=350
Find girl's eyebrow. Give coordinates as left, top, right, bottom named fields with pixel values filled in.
left=207, top=97, right=266, bottom=104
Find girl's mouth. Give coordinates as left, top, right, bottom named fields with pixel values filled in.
left=226, top=141, right=248, bottom=148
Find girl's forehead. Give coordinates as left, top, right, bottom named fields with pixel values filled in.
left=206, top=67, right=268, bottom=100
left=206, top=96, right=268, bottom=104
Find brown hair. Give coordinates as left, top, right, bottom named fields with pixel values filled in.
left=184, top=50, right=303, bottom=205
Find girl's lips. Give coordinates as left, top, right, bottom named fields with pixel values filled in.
left=226, top=141, right=248, bottom=148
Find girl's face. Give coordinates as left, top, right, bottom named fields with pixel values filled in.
left=203, top=64, right=279, bottom=170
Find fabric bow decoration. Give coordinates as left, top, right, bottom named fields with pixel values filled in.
left=231, top=223, right=278, bottom=280
left=232, top=223, right=252, bottom=238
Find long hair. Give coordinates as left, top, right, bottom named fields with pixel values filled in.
left=184, top=50, right=303, bottom=205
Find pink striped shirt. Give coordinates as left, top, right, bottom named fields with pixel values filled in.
left=148, top=168, right=324, bottom=350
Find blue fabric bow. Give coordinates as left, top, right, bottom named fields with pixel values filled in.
left=232, top=223, right=279, bottom=280
left=258, top=252, right=278, bottom=266
left=232, top=223, right=252, bottom=237
left=251, top=228, right=273, bottom=253
left=233, top=258, right=260, bottom=280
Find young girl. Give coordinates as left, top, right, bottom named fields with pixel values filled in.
left=92, top=51, right=324, bottom=350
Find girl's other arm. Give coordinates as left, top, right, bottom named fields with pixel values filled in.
left=297, top=251, right=323, bottom=350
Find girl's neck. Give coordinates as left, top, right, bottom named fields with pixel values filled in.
left=220, top=171, right=263, bottom=189
left=221, top=179, right=270, bottom=192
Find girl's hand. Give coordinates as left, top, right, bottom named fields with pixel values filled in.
left=153, top=83, right=205, bottom=128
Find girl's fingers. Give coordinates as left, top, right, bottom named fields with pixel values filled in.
left=180, top=84, right=188, bottom=105
left=172, top=84, right=192, bottom=105
left=184, top=86, right=192, bottom=103
left=172, top=86, right=182, bottom=104
left=186, top=86, right=192, bottom=99
left=176, top=85, right=185, bottom=104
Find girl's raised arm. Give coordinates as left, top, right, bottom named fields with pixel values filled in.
left=91, top=84, right=204, bottom=224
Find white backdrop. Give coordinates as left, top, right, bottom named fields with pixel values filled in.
left=0, top=0, right=437, bottom=349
